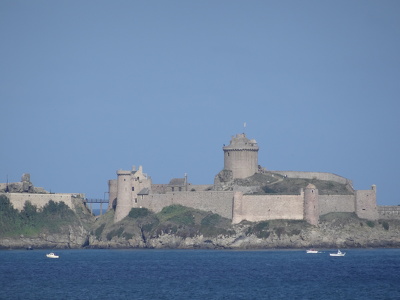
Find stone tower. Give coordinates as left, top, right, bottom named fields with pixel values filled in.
left=355, top=184, right=378, bottom=220
left=304, top=184, right=319, bottom=225
left=114, top=170, right=132, bottom=222
left=223, top=133, right=259, bottom=179
left=111, top=166, right=152, bottom=223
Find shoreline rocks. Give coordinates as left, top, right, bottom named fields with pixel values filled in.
left=2, top=214, right=400, bottom=250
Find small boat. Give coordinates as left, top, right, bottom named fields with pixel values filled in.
left=46, top=253, right=59, bottom=259
left=306, top=249, right=320, bottom=254
left=329, top=250, right=345, bottom=257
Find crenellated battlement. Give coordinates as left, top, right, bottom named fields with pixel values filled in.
left=378, top=206, right=400, bottom=219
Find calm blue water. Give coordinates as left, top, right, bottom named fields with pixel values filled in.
left=1, top=249, right=399, bottom=299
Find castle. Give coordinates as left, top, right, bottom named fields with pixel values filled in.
left=108, top=133, right=380, bottom=224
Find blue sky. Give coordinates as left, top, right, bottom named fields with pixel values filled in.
left=1, top=1, right=399, bottom=206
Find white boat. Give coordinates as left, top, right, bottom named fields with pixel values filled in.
left=46, top=252, right=59, bottom=259
left=306, top=249, right=320, bottom=254
left=329, top=250, right=345, bottom=257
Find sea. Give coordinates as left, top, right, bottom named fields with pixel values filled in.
left=1, top=249, right=399, bottom=300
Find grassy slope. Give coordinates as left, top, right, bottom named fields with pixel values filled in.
left=235, top=173, right=354, bottom=195
left=92, top=205, right=235, bottom=242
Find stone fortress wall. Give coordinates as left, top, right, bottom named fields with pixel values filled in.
left=0, top=173, right=84, bottom=212
left=232, top=192, right=304, bottom=224
left=2, top=192, right=78, bottom=211
left=134, top=184, right=380, bottom=224
left=230, top=179, right=378, bottom=224
left=378, top=206, right=400, bottom=219
left=138, top=191, right=234, bottom=220
left=319, top=195, right=355, bottom=215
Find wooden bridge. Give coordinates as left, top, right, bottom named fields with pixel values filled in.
left=84, top=198, right=109, bottom=215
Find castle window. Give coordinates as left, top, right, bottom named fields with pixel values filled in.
left=179, top=187, right=182, bottom=191
left=172, top=187, right=174, bottom=192
left=132, top=187, right=135, bottom=191
left=135, top=198, right=138, bottom=203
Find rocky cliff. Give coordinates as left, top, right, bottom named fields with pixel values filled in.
left=87, top=207, right=400, bottom=250
left=0, top=196, right=93, bottom=249
left=0, top=225, right=90, bottom=249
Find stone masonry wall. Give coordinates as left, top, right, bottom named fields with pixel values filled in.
left=232, top=192, right=304, bottom=224
left=138, top=191, right=234, bottom=219
left=3, top=193, right=76, bottom=211
left=319, top=195, right=355, bottom=215
left=151, top=184, right=168, bottom=194
left=150, top=184, right=213, bottom=194
left=378, top=206, right=400, bottom=220
left=187, top=184, right=214, bottom=191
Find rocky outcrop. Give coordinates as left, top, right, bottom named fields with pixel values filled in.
left=0, top=225, right=90, bottom=249
left=0, top=196, right=93, bottom=250
left=0, top=173, right=49, bottom=194
left=88, top=212, right=400, bottom=249
left=2, top=209, right=400, bottom=250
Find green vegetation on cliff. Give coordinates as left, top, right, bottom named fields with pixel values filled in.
left=263, top=177, right=353, bottom=195
left=235, top=173, right=354, bottom=195
left=0, top=195, right=80, bottom=237
left=90, top=207, right=400, bottom=249
left=244, top=219, right=308, bottom=239
left=92, top=205, right=234, bottom=243
left=92, top=205, right=319, bottom=246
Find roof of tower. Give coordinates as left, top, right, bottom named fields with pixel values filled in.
left=117, top=170, right=132, bottom=176
left=306, top=183, right=317, bottom=189
left=223, top=133, right=259, bottom=151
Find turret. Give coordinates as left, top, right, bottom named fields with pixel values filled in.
left=304, top=184, right=319, bottom=225
left=108, top=179, right=117, bottom=210
left=223, top=133, right=259, bottom=179
left=114, top=170, right=132, bottom=222
left=355, top=184, right=378, bottom=220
